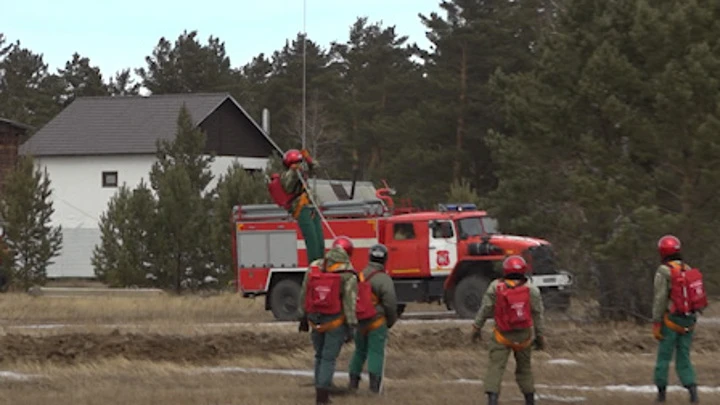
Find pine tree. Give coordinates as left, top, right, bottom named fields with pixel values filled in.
left=329, top=17, right=425, bottom=180
left=58, top=52, right=109, bottom=105
left=419, top=0, right=553, bottom=195
left=137, top=30, right=235, bottom=94
left=0, top=40, right=64, bottom=127
left=149, top=104, right=215, bottom=292
left=92, top=180, right=157, bottom=287
left=485, top=0, right=720, bottom=320
left=0, top=156, right=62, bottom=289
left=108, top=68, right=141, bottom=96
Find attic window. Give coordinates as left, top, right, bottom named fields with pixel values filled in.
left=102, top=171, right=118, bottom=188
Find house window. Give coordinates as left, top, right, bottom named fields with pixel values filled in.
left=102, top=171, right=118, bottom=188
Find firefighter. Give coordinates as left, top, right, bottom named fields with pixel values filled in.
left=471, top=255, right=545, bottom=405
left=280, top=149, right=325, bottom=263
left=348, top=243, right=398, bottom=394
left=297, top=235, right=358, bottom=405
left=652, top=235, right=706, bottom=403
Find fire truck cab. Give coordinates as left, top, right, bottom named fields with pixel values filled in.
left=232, top=194, right=573, bottom=321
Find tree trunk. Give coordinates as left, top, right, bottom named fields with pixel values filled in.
left=454, top=43, right=468, bottom=183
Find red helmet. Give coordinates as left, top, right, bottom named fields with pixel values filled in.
left=282, top=149, right=303, bottom=167
left=331, top=236, right=354, bottom=257
left=658, top=235, right=681, bottom=259
left=502, top=255, right=528, bottom=277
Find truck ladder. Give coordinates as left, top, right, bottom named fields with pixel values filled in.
left=233, top=199, right=390, bottom=222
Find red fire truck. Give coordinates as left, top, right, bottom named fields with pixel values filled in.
left=232, top=184, right=573, bottom=321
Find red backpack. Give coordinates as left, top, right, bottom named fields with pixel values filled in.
left=494, top=280, right=533, bottom=332
left=356, top=270, right=381, bottom=320
left=268, top=173, right=300, bottom=210
left=304, top=264, right=343, bottom=315
left=668, top=261, right=708, bottom=315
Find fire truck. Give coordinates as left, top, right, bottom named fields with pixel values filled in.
left=232, top=184, right=573, bottom=321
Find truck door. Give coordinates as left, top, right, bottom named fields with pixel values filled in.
left=385, top=221, right=426, bottom=278
left=428, top=220, right=458, bottom=276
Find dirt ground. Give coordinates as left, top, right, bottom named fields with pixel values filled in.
left=2, top=293, right=720, bottom=404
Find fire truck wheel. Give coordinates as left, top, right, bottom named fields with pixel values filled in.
left=269, top=278, right=302, bottom=321
left=543, top=288, right=572, bottom=312
left=453, top=275, right=489, bottom=319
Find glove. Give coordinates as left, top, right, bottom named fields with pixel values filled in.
left=471, top=326, right=482, bottom=343
left=533, top=335, right=546, bottom=350
left=300, top=149, right=314, bottom=165
left=345, top=325, right=356, bottom=343
left=298, top=317, right=309, bottom=333
left=653, top=322, right=663, bottom=341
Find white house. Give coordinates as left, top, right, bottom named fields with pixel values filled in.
left=18, top=92, right=283, bottom=279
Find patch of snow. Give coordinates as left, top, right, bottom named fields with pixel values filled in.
left=196, top=367, right=368, bottom=380
left=0, top=371, right=41, bottom=381
left=547, top=358, right=581, bottom=366
left=536, top=393, right=587, bottom=402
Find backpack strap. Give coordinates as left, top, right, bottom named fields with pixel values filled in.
left=365, top=270, right=382, bottom=282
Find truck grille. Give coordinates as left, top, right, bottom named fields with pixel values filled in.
left=527, top=245, right=558, bottom=275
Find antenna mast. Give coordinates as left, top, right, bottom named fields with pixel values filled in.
left=302, top=0, right=307, bottom=150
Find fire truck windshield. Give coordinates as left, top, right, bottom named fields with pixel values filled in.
left=456, top=216, right=498, bottom=237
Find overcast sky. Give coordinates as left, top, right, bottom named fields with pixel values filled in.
left=4, top=0, right=441, bottom=80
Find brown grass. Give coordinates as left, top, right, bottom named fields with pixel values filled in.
left=3, top=353, right=719, bottom=405
left=0, top=292, right=273, bottom=325
left=2, top=291, right=719, bottom=403
left=0, top=292, right=453, bottom=327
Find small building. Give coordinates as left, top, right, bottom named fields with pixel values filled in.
left=19, top=93, right=282, bottom=278
left=0, top=118, right=33, bottom=192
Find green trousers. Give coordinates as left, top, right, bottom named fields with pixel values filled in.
left=484, top=329, right=534, bottom=394
left=297, top=206, right=325, bottom=263
left=654, top=314, right=697, bottom=387
left=311, top=323, right=348, bottom=389
left=348, top=323, right=388, bottom=377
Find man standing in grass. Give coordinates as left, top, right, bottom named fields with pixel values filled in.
left=652, top=235, right=706, bottom=403
left=297, top=236, right=358, bottom=405
left=347, top=243, right=398, bottom=394
left=471, top=255, right=545, bottom=405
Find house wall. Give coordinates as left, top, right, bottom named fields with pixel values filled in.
left=34, top=154, right=269, bottom=278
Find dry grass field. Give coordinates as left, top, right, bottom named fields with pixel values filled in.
left=1, top=292, right=720, bottom=404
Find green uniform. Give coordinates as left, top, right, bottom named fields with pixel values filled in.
left=348, top=262, right=398, bottom=389
left=474, top=278, right=545, bottom=395
left=281, top=159, right=325, bottom=263
left=652, top=261, right=697, bottom=388
left=298, top=247, right=358, bottom=390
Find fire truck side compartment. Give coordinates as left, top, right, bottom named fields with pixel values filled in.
left=237, top=230, right=298, bottom=268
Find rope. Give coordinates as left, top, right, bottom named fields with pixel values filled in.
left=296, top=170, right=337, bottom=239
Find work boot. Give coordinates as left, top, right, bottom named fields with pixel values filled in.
left=656, top=386, right=666, bottom=403
left=348, top=374, right=361, bottom=391
left=524, top=392, right=535, bottom=405
left=315, top=387, right=331, bottom=405
left=369, top=373, right=382, bottom=394
left=686, top=384, right=699, bottom=403
left=486, top=392, right=499, bottom=405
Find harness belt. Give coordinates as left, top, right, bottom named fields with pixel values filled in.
left=360, top=316, right=386, bottom=335
left=663, top=313, right=695, bottom=335
left=493, top=327, right=533, bottom=351
left=292, top=192, right=311, bottom=218
left=309, top=315, right=346, bottom=333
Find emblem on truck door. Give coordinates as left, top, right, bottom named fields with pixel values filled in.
left=437, top=250, right=450, bottom=267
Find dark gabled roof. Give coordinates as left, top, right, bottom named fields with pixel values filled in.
left=18, top=93, right=282, bottom=157
left=0, top=118, right=33, bottom=131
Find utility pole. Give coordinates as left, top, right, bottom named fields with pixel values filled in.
left=302, top=0, right=307, bottom=150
